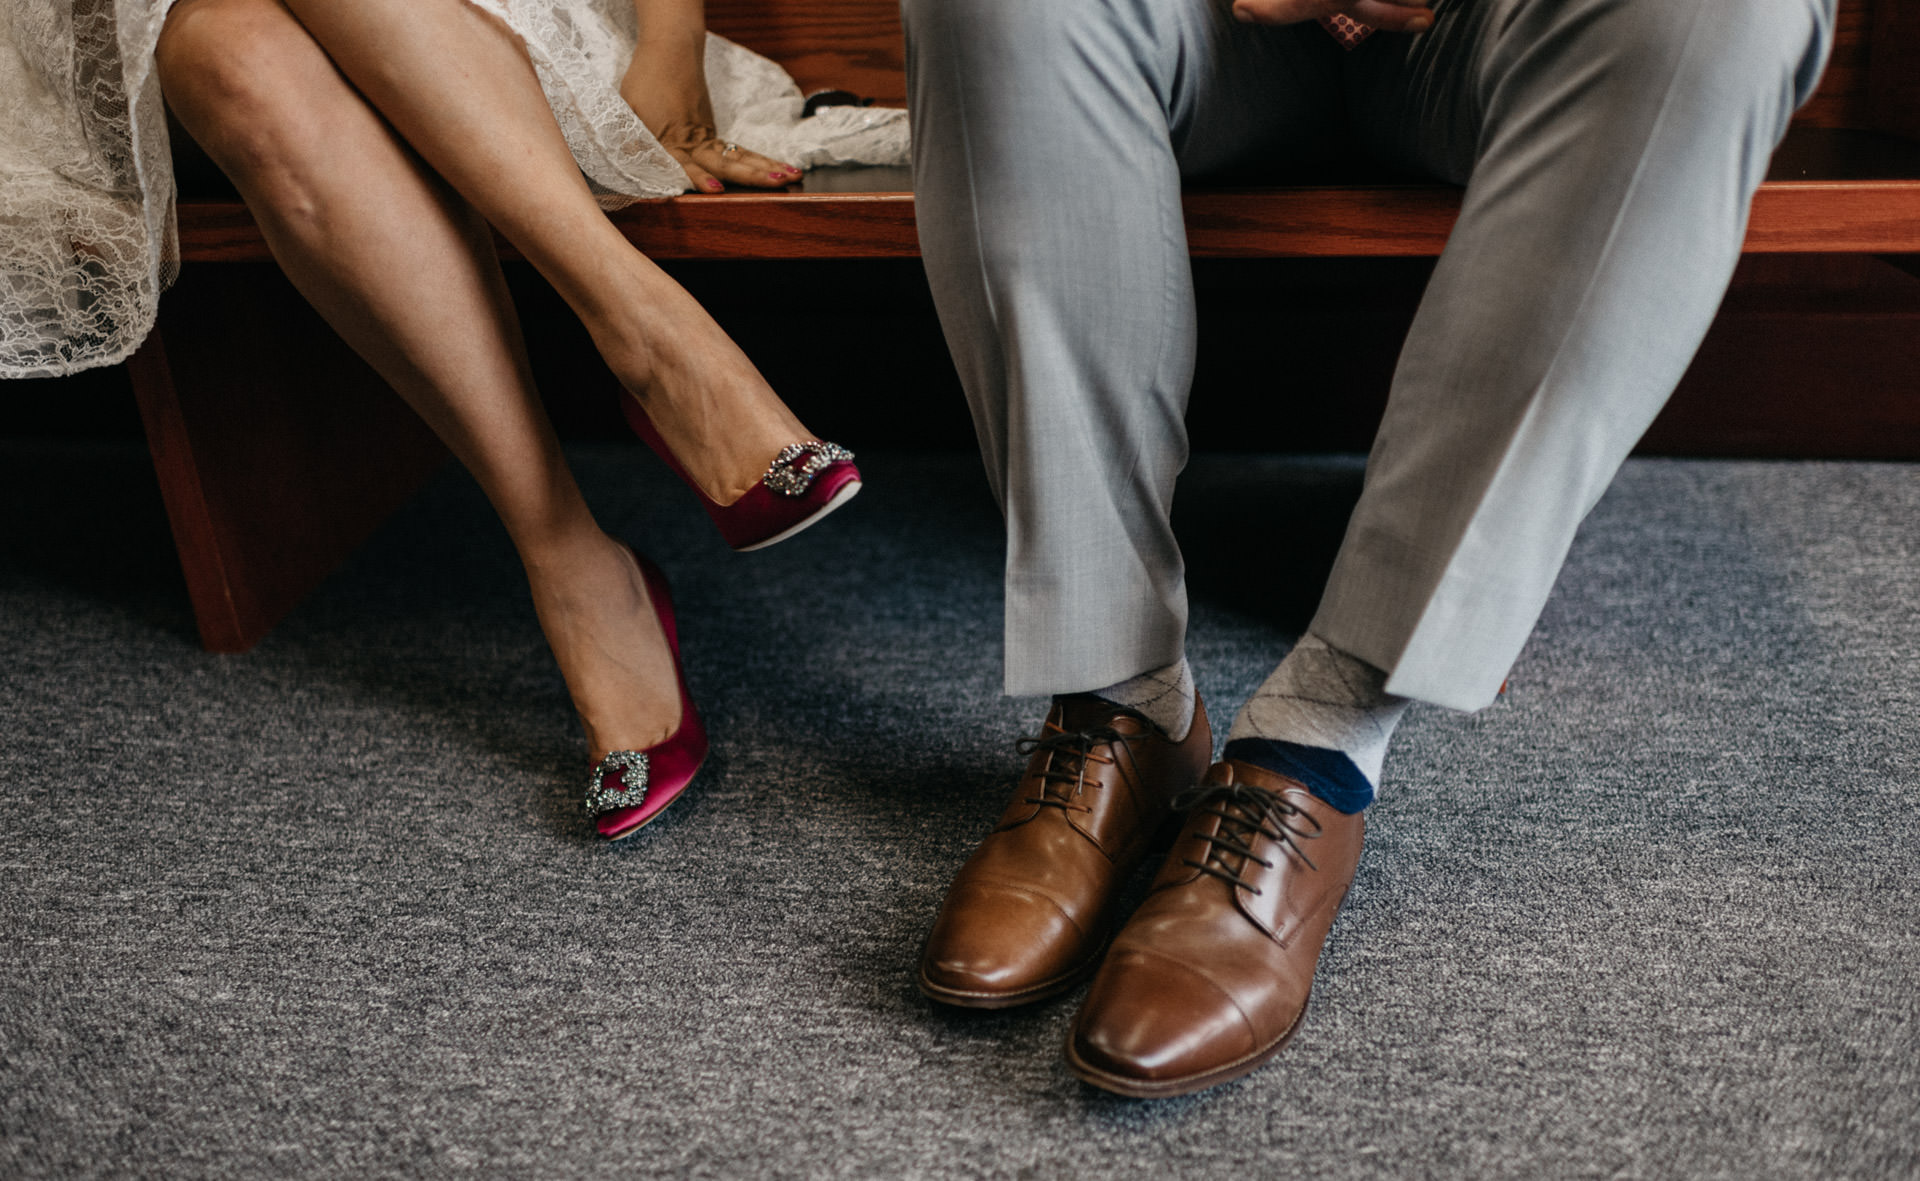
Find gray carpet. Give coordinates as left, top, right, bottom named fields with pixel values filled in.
left=2, top=441, right=1915, bottom=1179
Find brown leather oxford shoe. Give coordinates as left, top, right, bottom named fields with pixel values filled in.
left=1065, top=759, right=1364, bottom=1097
left=917, top=694, right=1213, bottom=1009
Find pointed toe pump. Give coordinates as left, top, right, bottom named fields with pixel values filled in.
left=583, top=550, right=709, bottom=840
left=621, top=396, right=861, bottom=552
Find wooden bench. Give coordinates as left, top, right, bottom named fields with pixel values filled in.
left=133, top=0, right=1920, bottom=653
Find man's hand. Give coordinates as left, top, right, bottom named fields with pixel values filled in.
left=1230, top=0, right=1433, bottom=32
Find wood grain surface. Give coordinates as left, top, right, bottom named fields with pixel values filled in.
left=1187, top=178, right=1920, bottom=256
left=706, top=0, right=906, bottom=106
left=600, top=193, right=923, bottom=260
left=173, top=177, right=1920, bottom=262
left=1181, top=187, right=1461, bottom=257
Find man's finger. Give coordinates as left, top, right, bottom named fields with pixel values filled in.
left=1231, top=0, right=1433, bottom=29
left=1346, top=0, right=1434, bottom=32
left=1229, top=0, right=1319, bottom=25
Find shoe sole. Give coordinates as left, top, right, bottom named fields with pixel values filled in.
left=916, top=945, right=1106, bottom=1010
left=601, top=806, right=670, bottom=841
left=1063, top=992, right=1310, bottom=1099
left=733, top=479, right=862, bottom=552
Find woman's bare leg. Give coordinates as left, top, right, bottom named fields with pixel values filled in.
left=274, top=0, right=814, bottom=505
left=159, top=0, right=682, bottom=759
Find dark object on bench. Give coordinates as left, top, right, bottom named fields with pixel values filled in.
left=133, top=0, right=1920, bottom=653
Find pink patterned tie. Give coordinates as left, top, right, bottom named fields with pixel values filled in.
left=1319, top=13, right=1376, bottom=49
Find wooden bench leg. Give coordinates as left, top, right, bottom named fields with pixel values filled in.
left=127, top=263, right=446, bottom=652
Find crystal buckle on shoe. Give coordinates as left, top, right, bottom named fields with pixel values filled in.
left=585, top=749, right=650, bottom=815
left=762, top=441, right=854, bottom=497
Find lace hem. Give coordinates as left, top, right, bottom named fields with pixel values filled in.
left=1, top=0, right=908, bottom=379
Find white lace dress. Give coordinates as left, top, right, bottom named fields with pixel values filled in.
left=0, top=0, right=908, bottom=379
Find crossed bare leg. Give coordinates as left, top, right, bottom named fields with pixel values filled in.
left=157, top=0, right=811, bottom=762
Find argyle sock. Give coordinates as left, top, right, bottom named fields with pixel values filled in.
left=1086, top=656, right=1196, bottom=742
left=1224, top=634, right=1408, bottom=813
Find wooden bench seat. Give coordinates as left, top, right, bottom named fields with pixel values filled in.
left=131, top=0, right=1919, bottom=654
left=169, top=126, right=1920, bottom=262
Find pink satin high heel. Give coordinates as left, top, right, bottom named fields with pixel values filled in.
left=621, top=395, right=862, bottom=551
left=584, top=549, right=709, bottom=841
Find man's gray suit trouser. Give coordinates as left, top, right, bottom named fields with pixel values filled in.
left=903, top=0, right=1835, bottom=710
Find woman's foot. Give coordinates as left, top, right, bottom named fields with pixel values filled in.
left=620, top=394, right=860, bottom=551
left=588, top=259, right=824, bottom=506
left=525, top=531, right=683, bottom=761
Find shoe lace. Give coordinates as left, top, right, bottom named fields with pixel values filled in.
left=1169, top=781, right=1323, bottom=893
left=1013, top=721, right=1133, bottom=815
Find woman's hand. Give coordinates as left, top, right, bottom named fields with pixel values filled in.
left=620, top=2, right=801, bottom=192
left=1230, top=0, right=1433, bottom=32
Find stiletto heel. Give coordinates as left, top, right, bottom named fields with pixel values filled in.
left=584, top=549, right=709, bottom=840
left=621, top=395, right=862, bottom=551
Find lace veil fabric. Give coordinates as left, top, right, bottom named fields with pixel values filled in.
left=0, top=0, right=908, bottom=379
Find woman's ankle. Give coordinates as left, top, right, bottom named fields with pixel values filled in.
left=515, top=524, right=628, bottom=586
left=575, top=267, right=813, bottom=501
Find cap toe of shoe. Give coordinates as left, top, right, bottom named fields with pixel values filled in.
left=919, top=881, right=1092, bottom=998
left=1070, top=948, right=1259, bottom=1083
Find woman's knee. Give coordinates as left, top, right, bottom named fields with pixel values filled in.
left=155, top=0, right=339, bottom=178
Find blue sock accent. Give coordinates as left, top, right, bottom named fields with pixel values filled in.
left=1222, top=738, right=1374, bottom=814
